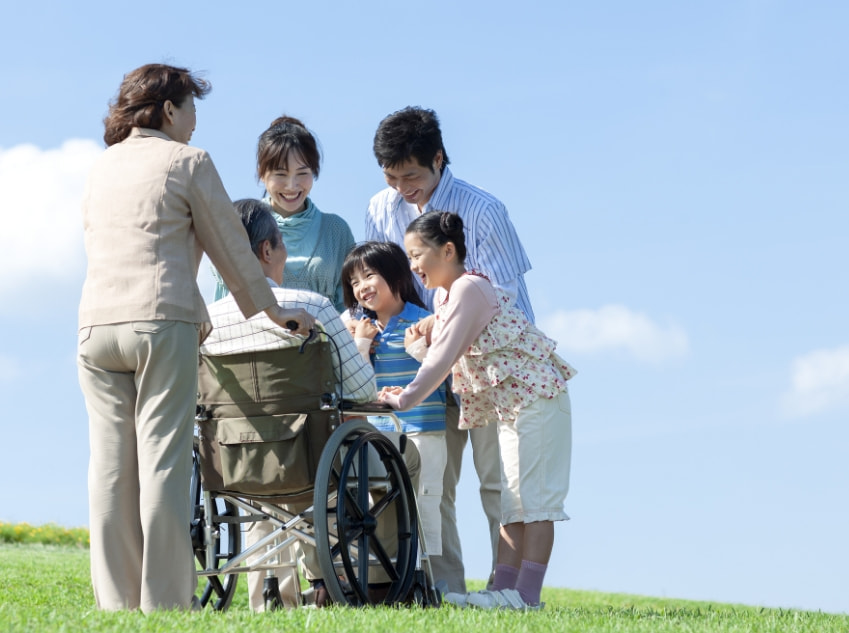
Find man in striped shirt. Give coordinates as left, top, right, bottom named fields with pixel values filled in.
left=365, top=106, right=534, bottom=595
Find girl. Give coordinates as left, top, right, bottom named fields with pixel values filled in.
left=214, top=115, right=355, bottom=312
left=378, top=212, right=576, bottom=610
left=342, top=241, right=448, bottom=558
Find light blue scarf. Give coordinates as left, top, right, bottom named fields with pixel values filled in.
left=268, top=196, right=321, bottom=279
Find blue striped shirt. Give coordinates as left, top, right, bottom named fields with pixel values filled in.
left=365, top=167, right=534, bottom=322
left=367, top=302, right=446, bottom=433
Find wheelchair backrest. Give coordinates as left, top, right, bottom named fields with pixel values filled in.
left=196, top=335, right=340, bottom=497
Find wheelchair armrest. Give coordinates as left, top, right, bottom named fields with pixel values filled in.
left=340, top=400, right=394, bottom=413
left=340, top=400, right=403, bottom=433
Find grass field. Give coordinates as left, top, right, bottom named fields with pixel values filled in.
left=1, top=542, right=846, bottom=633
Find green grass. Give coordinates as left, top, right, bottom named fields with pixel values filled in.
left=0, top=528, right=847, bottom=632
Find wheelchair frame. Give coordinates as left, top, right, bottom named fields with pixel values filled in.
left=190, top=328, right=440, bottom=610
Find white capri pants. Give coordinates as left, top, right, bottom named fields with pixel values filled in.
left=407, top=432, right=447, bottom=556
left=496, top=389, right=572, bottom=525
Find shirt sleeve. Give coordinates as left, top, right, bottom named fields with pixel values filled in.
left=405, top=336, right=428, bottom=363
left=188, top=152, right=276, bottom=318
left=383, top=277, right=497, bottom=411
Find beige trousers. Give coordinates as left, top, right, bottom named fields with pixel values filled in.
left=429, top=398, right=502, bottom=593
left=78, top=321, right=199, bottom=612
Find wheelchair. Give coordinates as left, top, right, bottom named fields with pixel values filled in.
left=189, top=327, right=441, bottom=610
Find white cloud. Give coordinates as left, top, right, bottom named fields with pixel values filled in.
left=781, top=345, right=849, bottom=417
left=539, top=304, right=689, bottom=364
left=0, top=139, right=102, bottom=296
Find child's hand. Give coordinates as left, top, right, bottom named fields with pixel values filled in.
left=377, top=387, right=404, bottom=409
left=405, top=327, right=429, bottom=362
left=408, top=315, right=435, bottom=345
left=378, top=385, right=403, bottom=408
left=345, top=319, right=358, bottom=337
left=353, top=316, right=379, bottom=340
left=404, top=325, right=424, bottom=348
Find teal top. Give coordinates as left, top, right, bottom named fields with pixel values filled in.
left=213, top=197, right=355, bottom=312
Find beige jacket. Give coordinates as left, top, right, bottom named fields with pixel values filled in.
left=79, top=128, right=275, bottom=340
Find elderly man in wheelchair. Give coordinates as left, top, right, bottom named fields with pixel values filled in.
left=192, top=199, right=437, bottom=611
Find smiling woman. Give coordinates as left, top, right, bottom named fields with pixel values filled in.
left=212, top=115, right=356, bottom=312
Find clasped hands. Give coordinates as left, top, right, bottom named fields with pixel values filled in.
left=376, top=314, right=435, bottom=405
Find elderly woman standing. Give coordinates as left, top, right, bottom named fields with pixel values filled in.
left=77, top=63, right=314, bottom=612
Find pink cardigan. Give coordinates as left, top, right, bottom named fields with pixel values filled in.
left=382, top=274, right=575, bottom=429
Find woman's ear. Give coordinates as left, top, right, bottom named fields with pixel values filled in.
left=162, top=100, right=177, bottom=125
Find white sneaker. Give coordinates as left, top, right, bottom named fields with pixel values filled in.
left=442, top=591, right=468, bottom=607
left=466, top=588, right=541, bottom=610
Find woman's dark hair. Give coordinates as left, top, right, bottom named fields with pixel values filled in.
left=405, top=211, right=467, bottom=263
left=233, top=198, right=282, bottom=257
left=341, top=241, right=426, bottom=315
left=373, top=106, right=450, bottom=172
left=257, top=115, right=321, bottom=180
left=102, top=64, right=210, bottom=146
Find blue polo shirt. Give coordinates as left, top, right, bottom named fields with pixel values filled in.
left=368, top=302, right=446, bottom=433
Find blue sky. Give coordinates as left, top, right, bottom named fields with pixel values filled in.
left=1, top=0, right=846, bottom=615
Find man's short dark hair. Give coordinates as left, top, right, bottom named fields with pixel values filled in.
left=372, top=106, right=450, bottom=172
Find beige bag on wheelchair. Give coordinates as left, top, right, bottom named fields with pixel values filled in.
left=196, top=339, right=339, bottom=497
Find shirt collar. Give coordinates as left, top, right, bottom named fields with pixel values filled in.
left=422, top=166, right=454, bottom=213
left=130, top=127, right=175, bottom=142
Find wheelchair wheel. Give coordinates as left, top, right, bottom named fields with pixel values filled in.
left=191, top=441, right=241, bottom=610
left=313, top=420, right=419, bottom=606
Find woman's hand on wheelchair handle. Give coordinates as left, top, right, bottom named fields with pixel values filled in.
left=266, top=305, right=315, bottom=336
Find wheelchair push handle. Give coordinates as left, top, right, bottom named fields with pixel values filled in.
left=285, top=320, right=317, bottom=353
